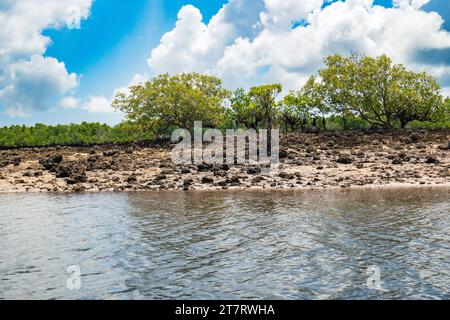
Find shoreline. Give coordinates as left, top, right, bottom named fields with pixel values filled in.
left=1, top=183, right=450, bottom=195
left=1, top=130, right=449, bottom=194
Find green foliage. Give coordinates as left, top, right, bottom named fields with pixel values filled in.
left=326, top=115, right=371, bottom=130
left=248, top=84, right=282, bottom=133
left=112, top=73, right=229, bottom=133
left=319, top=53, right=445, bottom=129
left=281, top=90, right=311, bottom=132
left=0, top=122, right=153, bottom=148
left=319, top=54, right=357, bottom=128
left=228, top=88, right=261, bottom=129
left=226, top=84, right=283, bottom=132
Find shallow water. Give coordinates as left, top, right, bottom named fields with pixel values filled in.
left=0, top=188, right=449, bottom=300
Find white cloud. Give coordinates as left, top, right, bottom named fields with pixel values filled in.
left=59, top=95, right=116, bottom=114
left=260, top=0, right=323, bottom=29
left=0, top=55, right=78, bottom=116
left=59, top=72, right=149, bottom=115
left=393, top=0, right=430, bottom=9
left=148, top=0, right=450, bottom=93
left=0, top=0, right=93, bottom=116
left=148, top=0, right=264, bottom=75
left=83, top=96, right=114, bottom=113
left=60, top=96, right=80, bottom=109
left=113, top=73, right=149, bottom=96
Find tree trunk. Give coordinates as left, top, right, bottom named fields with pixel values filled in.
left=342, top=114, right=347, bottom=130
left=266, top=108, right=272, bottom=155
left=386, top=113, right=392, bottom=129
left=400, top=120, right=407, bottom=129
left=322, top=116, right=326, bottom=130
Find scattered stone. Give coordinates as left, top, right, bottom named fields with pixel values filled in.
left=40, top=154, right=63, bottom=170
left=73, top=185, right=86, bottom=193
left=327, top=140, right=337, bottom=147
left=87, top=154, right=98, bottom=162
left=197, top=163, right=212, bottom=172
left=246, top=167, right=261, bottom=175
left=226, top=176, right=240, bottom=185
left=425, top=156, right=439, bottom=164
left=55, top=165, right=71, bottom=178
left=252, top=176, right=265, bottom=183
left=103, top=150, right=119, bottom=157
left=49, top=154, right=63, bottom=164
left=201, top=176, right=214, bottom=184
left=214, top=170, right=227, bottom=177
left=336, top=154, right=352, bottom=164
left=279, top=149, right=288, bottom=159
left=2, top=129, right=450, bottom=192
left=23, top=171, right=33, bottom=177
left=12, top=157, right=21, bottom=166
left=416, top=143, right=427, bottom=150
left=279, top=172, right=295, bottom=179
left=66, top=178, right=77, bottom=185
left=438, top=143, right=449, bottom=150
left=406, top=132, right=422, bottom=144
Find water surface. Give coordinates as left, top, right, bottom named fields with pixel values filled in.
left=0, top=188, right=449, bottom=299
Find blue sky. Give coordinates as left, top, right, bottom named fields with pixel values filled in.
left=44, top=0, right=228, bottom=95
left=0, top=0, right=449, bottom=126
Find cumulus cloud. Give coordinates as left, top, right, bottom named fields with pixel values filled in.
left=148, top=0, right=450, bottom=94
left=83, top=96, right=114, bottom=113
left=148, top=0, right=265, bottom=75
left=260, top=0, right=323, bottom=29
left=1, top=55, right=78, bottom=116
left=60, top=96, right=80, bottom=110
left=113, top=73, right=149, bottom=96
left=60, top=95, right=116, bottom=114
left=59, top=72, right=149, bottom=115
left=0, top=0, right=93, bottom=116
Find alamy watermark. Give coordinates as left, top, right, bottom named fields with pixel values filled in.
left=366, top=265, right=387, bottom=292
left=66, top=265, right=82, bottom=290
left=171, top=121, right=280, bottom=174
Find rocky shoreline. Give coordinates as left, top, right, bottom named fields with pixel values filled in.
left=1, top=130, right=450, bottom=193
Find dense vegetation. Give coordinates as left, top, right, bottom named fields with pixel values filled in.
left=1, top=54, right=450, bottom=148
left=0, top=122, right=153, bottom=148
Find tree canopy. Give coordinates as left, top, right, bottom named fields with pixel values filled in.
left=112, top=73, right=229, bottom=134
left=319, top=54, right=445, bottom=128
left=110, top=59, right=447, bottom=134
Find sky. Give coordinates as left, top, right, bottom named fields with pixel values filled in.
left=0, top=0, right=449, bottom=126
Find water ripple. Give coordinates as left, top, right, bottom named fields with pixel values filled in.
left=0, top=188, right=449, bottom=299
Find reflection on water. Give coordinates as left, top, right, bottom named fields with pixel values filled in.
left=0, top=188, right=449, bottom=299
